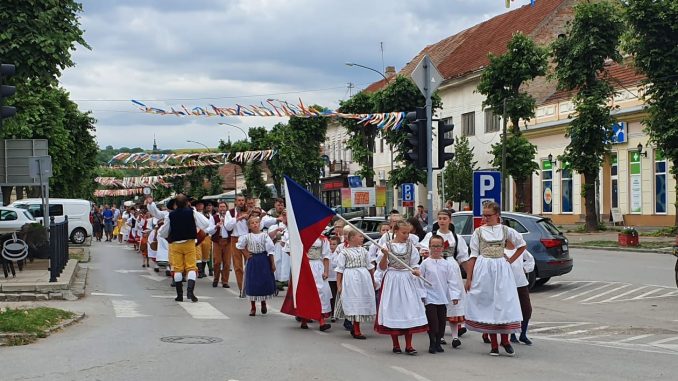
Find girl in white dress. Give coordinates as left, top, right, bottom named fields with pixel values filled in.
left=420, top=235, right=464, bottom=354
left=375, top=221, right=428, bottom=355
left=465, top=202, right=525, bottom=357
left=268, top=214, right=290, bottom=285
left=334, top=230, right=376, bottom=339
left=236, top=217, right=276, bottom=317
left=368, top=223, right=391, bottom=294
left=328, top=235, right=341, bottom=321
left=419, top=210, right=469, bottom=347
left=303, top=235, right=332, bottom=331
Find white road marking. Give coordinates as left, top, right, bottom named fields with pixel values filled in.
left=547, top=326, right=609, bottom=337
left=341, top=343, right=371, bottom=357
left=550, top=282, right=594, bottom=298
left=530, top=323, right=589, bottom=333
left=314, top=330, right=329, bottom=336
left=614, top=334, right=655, bottom=343
left=631, top=288, right=664, bottom=300
left=91, top=292, right=125, bottom=297
left=150, top=295, right=213, bottom=300
left=562, top=282, right=618, bottom=301
left=648, top=337, right=678, bottom=346
left=569, top=334, right=611, bottom=341
left=535, top=335, right=678, bottom=356
left=140, top=274, right=166, bottom=282
left=579, top=284, right=631, bottom=302
left=531, top=321, right=586, bottom=325
left=178, top=302, right=229, bottom=319
left=112, top=300, right=148, bottom=318
left=390, top=366, right=433, bottom=381
left=115, top=269, right=147, bottom=274
left=597, top=286, right=649, bottom=303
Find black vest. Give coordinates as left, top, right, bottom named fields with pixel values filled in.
left=168, top=208, right=197, bottom=242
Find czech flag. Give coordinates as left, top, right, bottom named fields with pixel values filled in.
left=280, top=175, right=336, bottom=320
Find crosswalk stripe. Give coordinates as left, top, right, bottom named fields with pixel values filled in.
left=91, top=292, right=125, bottom=297
left=550, top=282, right=594, bottom=298
left=579, top=284, right=630, bottom=302
left=178, top=302, right=229, bottom=319
left=530, top=323, right=589, bottom=333
left=596, top=286, right=649, bottom=303
left=112, top=300, right=148, bottom=318
left=614, top=334, right=654, bottom=343
left=140, top=274, right=165, bottom=282
left=547, top=326, right=609, bottom=337
left=648, top=337, right=678, bottom=346
left=150, top=295, right=214, bottom=300
left=631, top=288, right=664, bottom=300
left=562, top=283, right=617, bottom=301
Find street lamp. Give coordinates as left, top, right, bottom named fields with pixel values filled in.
left=346, top=61, right=394, bottom=213
left=186, top=140, right=212, bottom=152
left=218, top=122, right=248, bottom=141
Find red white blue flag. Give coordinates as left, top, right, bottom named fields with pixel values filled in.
left=281, top=175, right=336, bottom=320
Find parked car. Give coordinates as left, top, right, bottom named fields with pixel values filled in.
left=331, top=206, right=366, bottom=220
left=10, top=198, right=93, bottom=244
left=323, top=216, right=387, bottom=242
left=0, top=206, right=38, bottom=234
left=451, top=211, right=573, bottom=288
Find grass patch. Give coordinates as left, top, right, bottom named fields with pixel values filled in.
left=68, top=250, right=86, bottom=262
left=576, top=240, right=675, bottom=249
left=0, top=307, right=75, bottom=336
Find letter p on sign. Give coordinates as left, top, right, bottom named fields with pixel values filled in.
left=479, top=175, right=494, bottom=196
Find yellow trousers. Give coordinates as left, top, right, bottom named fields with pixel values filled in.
left=170, top=241, right=198, bottom=274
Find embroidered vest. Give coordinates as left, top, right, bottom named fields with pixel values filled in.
left=477, top=225, right=507, bottom=259
left=307, top=244, right=322, bottom=260
left=386, top=241, right=412, bottom=270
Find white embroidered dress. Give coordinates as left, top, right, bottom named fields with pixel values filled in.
left=307, top=238, right=332, bottom=314
left=334, top=246, right=376, bottom=322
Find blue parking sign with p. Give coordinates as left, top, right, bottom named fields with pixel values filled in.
left=473, top=171, right=501, bottom=217
left=402, top=183, right=415, bottom=206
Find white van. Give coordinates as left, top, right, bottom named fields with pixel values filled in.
left=9, top=198, right=93, bottom=244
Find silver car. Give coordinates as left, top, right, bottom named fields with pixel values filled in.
left=0, top=206, right=38, bottom=234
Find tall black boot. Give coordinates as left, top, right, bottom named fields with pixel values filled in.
left=197, top=263, right=206, bottom=278
left=174, top=281, right=183, bottom=302
left=428, top=332, right=437, bottom=354
left=187, top=279, right=198, bottom=302
left=519, top=320, right=532, bottom=345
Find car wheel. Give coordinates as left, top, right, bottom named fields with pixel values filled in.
left=535, top=277, right=551, bottom=287
left=527, top=271, right=537, bottom=290
left=71, top=228, right=87, bottom=244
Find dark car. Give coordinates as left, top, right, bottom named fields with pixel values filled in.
left=323, top=216, right=387, bottom=242
left=451, top=211, right=573, bottom=288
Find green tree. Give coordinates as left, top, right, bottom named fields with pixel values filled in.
left=624, top=0, right=678, bottom=225
left=338, top=92, right=377, bottom=182
left=552, top=1, right=624, bottom=231
left=442, top=135, right=478, bottom=210
left=477, top=32, right=547, bottom=211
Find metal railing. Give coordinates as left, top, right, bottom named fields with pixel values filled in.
left=329, top=160, right=349, bottom=174
left=49, top=216, right=69, bottom=282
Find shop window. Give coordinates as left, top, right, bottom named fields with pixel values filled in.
left=629, top=151, right=642, bottom=214
left=561, top=162, right=573, bottom=213
left=611, top=153, right=618, bottom=208
left=542, top=159, right=553, bottom=213
left=655, top=151, right=667, bottom=214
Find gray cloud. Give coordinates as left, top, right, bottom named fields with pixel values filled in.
left=60, top=0, right=532, bottom=149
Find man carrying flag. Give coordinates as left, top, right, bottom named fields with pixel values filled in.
left=280, top=176, right=336, bottom=331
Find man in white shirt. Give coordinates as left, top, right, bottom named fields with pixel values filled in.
left=211, top=201, right=232, bottom=288
left=225, top=195, right=250, bottom=296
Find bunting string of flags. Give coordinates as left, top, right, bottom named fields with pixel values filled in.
left=107, top=150, right=275, bottom=167
left=131, top=99, right=407, bottom=131
left=94, top=176, right=181, bottom=189
left=94, top=188, right=148, bottom=197
left=506, top=0, right=536, bottom=8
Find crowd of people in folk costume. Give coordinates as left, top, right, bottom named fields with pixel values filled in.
left=98, top=193, right=534, bottom=357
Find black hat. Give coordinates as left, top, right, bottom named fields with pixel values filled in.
left=166, top=198, right=176, bottom=210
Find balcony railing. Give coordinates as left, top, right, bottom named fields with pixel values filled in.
left=329, top=160, right=349, bottom=174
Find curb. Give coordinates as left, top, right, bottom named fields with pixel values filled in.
left=0, top=312, right=85, bottom=346
left=570, top=244, right=674, bottom=254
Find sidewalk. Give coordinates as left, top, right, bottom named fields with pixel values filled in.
left=565, top=231, right=675, bottom=254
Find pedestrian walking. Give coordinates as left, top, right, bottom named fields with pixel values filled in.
left=211, top=201, right=233, bottom=288
left=236, top=216, right=276, bottom=316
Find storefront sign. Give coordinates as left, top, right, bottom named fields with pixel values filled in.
left=340, top=187, right=382, bottom=208
left=322, top=180, right=344, bottom=191
left=629, top=151, right=642, bottom=213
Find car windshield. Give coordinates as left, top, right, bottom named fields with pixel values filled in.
left=23, top=211, right=36, bottom=221
left=538, top=219, right=563, bottom=236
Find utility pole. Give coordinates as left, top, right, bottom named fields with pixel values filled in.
left=501, top=98, right=508, bottom=211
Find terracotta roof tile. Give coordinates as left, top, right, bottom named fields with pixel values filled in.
left=363, top=0, right=571, bottom=93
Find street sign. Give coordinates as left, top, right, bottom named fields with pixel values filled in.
left=28, top=156, right=53, bottom=178
left=410, top=54, right=443, bottom=97
left=348, top=175, right=362, bottom=188
left=473, top=171, right=502, bottom=228
left=402, top=183, right=415, bottom=207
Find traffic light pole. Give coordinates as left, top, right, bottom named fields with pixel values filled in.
left=423, top=57, right=434, bottom=232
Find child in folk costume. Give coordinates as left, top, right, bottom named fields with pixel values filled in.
left=334, top=229, right=376, bottom=339
left=420, top=235, right=464, bottom=354
left=235, top=216, right=277, bottom=317
left=140, top=230, right=150, bottom=268
left=419, top=210, right=470, bottom=346
left=328, top=235, right=341, bottom=321
left=465, top=201, right=525, bottom=357
left=147, top=221, right=160, bottom=273
left=375, top=220, right=428, bottom=355
left=368, top=223, right=391, bottom=296
left=301, top=235, right=332, bottom=331
left=268, top=211, right=290, bottom=290
left=506, top=240, right=535, bottom=346
left=120, top=209, right=131, bottom=243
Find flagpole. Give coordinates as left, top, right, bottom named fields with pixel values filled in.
left=335, top=215, right=433, bottom=287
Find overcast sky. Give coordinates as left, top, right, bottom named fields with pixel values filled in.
left=59, top=0, right=533, bottom=150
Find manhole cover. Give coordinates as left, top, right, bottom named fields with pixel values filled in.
left=160, top=336, right=223, bottom=344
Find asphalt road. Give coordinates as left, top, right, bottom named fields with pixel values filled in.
left=1, top=245, right=677, bottom=381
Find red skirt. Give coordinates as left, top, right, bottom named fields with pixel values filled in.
left=373, top=283, right=428, bottom=336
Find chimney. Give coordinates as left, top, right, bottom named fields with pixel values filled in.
left=385, top=66, right=396, bottom=78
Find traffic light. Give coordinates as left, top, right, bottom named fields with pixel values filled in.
left=404, top=107, right=427, bottom=169
left=437, top=120, right=455, bottom=168
left=0, top=63, right=17, bottom=127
